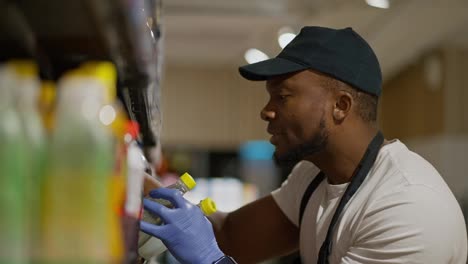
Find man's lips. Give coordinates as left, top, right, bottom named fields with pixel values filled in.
left=267, top=125, right=283, bottom=145
left=270, top=134, right=279, bottom=145
left=268, top=131, right=283, bottom=145
left=267, top=126, right=280, bottom=135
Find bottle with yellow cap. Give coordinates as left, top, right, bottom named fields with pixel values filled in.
left=138, top=196, right=217, bottom=261
left=41, top=61, right=122, bottom=264
left=144, top=172, right=196, bottom=223
left=0, top=64, right=29, bottom=264
left=198, top=197, right=217, bottom=216
left=138, top=173, right=217, bottom=261
left=138, top=173, right=197, bottom=249
left=8, top=60, right=47, bottom=263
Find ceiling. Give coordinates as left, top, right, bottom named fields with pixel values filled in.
left=161, top=0, right=468, bottom=80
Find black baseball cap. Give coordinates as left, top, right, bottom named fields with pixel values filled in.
left=239, top=26, right=382, bottom=97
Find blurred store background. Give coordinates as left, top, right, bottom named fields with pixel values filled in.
left=156, top=1, right=468, bottom=262
left=158, top=0, right=468, bottom=213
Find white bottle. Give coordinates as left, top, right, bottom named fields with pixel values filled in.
left=138, top=173, right=196, bottom=248
left=148, top=172, right=197, bottom=219
left=138, top=173, right=217, bottom=261
left=126, top=140, right=147, bottom=217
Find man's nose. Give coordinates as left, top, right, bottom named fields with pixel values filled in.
left=260, top=108, right=275, bottom=121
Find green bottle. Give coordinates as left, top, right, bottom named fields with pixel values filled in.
left=41, top=62, right=119, bottom=264
left=0, top=65, right=28, bottom=264
left=10, top=60, right=47, bottom=263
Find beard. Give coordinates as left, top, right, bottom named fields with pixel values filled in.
left=273, top=116, right=329, bottom=169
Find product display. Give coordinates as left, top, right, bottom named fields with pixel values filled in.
left=0, top=2, right=226, bottom=264
left=0, top=57, right=178, bottom=264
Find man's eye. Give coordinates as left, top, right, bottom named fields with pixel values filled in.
left=279, top=95, right=290, bottom=100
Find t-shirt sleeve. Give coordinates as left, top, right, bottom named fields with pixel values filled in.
left=271, top=161, right=320, bottom=227
left=340, top=185, right=467, bottom=264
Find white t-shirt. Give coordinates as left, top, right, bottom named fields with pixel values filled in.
left=272, top=140, right=467, bottom=264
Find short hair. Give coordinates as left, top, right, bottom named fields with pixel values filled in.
left=322, top=76, right=378, bottom=122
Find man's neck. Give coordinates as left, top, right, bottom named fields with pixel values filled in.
left=306, top=127, right=381, bottom=185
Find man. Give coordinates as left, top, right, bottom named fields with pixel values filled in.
left=141, top=26, right=468, bottom=264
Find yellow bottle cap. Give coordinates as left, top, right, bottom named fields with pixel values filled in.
left=40, top=81, right=56, bottom=105
left=179, top=172, right=196, bottom=190
left=199, top=198, right=217, bottom=216
left=81, top=61, right=117, bottom=103
left=9, top=60, right=38, bottom=77
left=109, top=112, right=128, bottom=138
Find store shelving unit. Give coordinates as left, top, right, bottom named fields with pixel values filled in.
left=1, top=2, right=163, bottom=263
left=0, top=0, right=163, bottom=150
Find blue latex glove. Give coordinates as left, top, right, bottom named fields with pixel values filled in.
left=140, top=188, right=224, bottom=264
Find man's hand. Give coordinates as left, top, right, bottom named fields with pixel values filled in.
left=140, top=188, right=224, bottom=264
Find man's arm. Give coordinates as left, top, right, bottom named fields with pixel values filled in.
left=209, top=194, right=299, bottom=264
left=144, top=172, right=301, bottom=262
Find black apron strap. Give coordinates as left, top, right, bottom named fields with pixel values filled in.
left=299, top=171, right=326, bottom=226
left=317, top=131, right=384, bottom=264
left=293, top=171, right=326, bottom=264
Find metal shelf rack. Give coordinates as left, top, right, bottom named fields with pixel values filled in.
left=0, top=0, right=163, bottom=151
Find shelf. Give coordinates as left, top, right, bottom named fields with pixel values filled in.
left=0, top=0, right=163, bottom=149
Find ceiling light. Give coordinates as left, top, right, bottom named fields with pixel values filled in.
left=244, top=48, right=269, bottom=64
left=365, top=0, right=390, bottom=9
left=278, top=33, right=296, bottom=49
left=277, top=26, right=296, bottom=49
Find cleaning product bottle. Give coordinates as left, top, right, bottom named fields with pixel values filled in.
left=138, top=197, right=217, bottom=261
left=41, top=62, right=121, bottom=263
left=139, top=172, right=196, bottom=232
left=0, top=65, right=28, bottom=264
left=9, top=60, right=47, bottom=263
left=124, top=126, right=148, bottom=264
left=198, top=197, right=218, bottom=216
left=107, top=110, right=133, bottom=264
left=125, top=130, right=146, bottom=219
left=137, top=173, right=196, bottom=254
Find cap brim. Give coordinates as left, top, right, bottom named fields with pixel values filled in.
left=239, top=57, right=308, bottom=81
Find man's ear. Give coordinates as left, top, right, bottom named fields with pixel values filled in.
left=333, top=91, right=353, bottom=122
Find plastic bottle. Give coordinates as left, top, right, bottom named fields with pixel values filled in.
left=111, top=118, right=140, bottom=263
left=138, top=197, right=217, bottom=261
left=0, top=65, right=28, bottom=264
left=138, top=173, right=218, bottom=261
left=143, top=172, right=196, bottom=225
left=41, top=62, right=121, bottom=263
left=123, top=127, right=148, bottom=264
left=125, top=133, right=147, bottom=219
left=137, top=173, right=196, bottom=251
left=108, top=115, right=137, bottom=264
left=9, top=60, right=47, bottom=262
